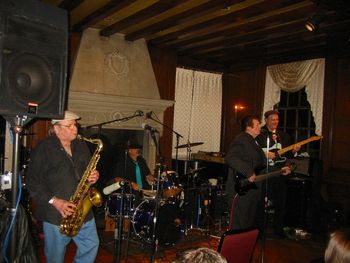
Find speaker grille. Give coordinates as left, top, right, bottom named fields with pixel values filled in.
left=0, top=1, right=67, bottom=119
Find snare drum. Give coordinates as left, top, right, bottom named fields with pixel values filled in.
left=162, top=171, right=182, bottom=199
left=106, top=193, right=135, bottom=217
left=132, top=199, right=184, bottom=246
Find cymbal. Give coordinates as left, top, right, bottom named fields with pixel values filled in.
left=175, top=142, right=203, bottom=149
left=141, top=189, right=157, bottom=198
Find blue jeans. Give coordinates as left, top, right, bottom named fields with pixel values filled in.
left=43, top=218, right=99, bottom=263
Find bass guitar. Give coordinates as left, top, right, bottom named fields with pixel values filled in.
left=235, top=164, right=295, bottom=196
left=263, top=135, right=323, bottom=166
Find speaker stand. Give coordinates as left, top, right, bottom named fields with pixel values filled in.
left=4, top=115, right=31, bottom=262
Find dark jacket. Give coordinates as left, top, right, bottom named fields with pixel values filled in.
left=114, top=154, right=152, bottom=190
left=26, top=135, right=93, bottom=225
left=225, top=132, right=267, bottom=201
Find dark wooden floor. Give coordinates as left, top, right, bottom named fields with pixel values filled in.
left=38, top=224, right=327, bottom=263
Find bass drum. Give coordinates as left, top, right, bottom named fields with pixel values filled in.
left=132, top=199, right=184, bottom=246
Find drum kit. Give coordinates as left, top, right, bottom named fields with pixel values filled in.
left=103, top=140, right=227, bottom=261
left=104, top=169, right=185, bottom=247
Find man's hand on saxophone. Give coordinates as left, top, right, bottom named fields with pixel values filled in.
left=51, top=197, right=77, bottom=218
left=88, top=169, right=100, bottom=184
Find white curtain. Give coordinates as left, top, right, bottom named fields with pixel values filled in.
left=263, top=58, right=325, bottom=135
left=173, top=68, right=222, bottom=159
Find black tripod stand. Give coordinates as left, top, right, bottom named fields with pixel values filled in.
left=114, top=183, right=126, bottom=263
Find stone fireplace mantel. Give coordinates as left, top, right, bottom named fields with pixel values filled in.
left=68, top=91, right=174, bottom=170
left=68, top=91, right=173, bottom=129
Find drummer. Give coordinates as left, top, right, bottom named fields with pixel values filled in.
left=112, top=140, right=156, bottom=204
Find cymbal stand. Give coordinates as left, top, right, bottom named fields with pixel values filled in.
left=149, top=127, right=165, bottom=263
left=150, top=163, right=164, bottom=262
left=123, top=183, right=134, bottom=262
left=186, top=143, right=192, bottom=160
left=115, top=184, right=125, bottom=263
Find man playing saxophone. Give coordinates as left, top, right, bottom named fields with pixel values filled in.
left=27, top=111, right=100, bottom=263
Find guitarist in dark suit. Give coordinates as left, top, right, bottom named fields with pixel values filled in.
left=256, top=110, right=300, bottom=237
left=225, top=115, right=268, bottom=230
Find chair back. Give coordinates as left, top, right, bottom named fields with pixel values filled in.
left=218, top=228, right=259, bottom=263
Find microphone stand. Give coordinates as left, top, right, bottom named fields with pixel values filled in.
left=115, top=183, right=125, bottom=263
left=261, top=136, right=270, bottom=263
left=149, top=129, right=164, bottom=263
left=85, top=111, right=143, bottom=129
left=146, top=113, right=183, bottom=173
left=114, top=149, right=129, bottom=262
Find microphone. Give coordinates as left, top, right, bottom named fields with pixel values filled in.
left=136, top=110, right=144, bottom=117
left=103, top=181, right=125, bottom=195
left=142, top=123, right=158, bottom=133
left=145, top=111, right=153, bottom=119
left=272, top=129, right=278, bottom=142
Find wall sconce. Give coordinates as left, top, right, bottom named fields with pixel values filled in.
left=305, top=8, right=326, bottom=32
left=234, top=104, right=245, bottom=124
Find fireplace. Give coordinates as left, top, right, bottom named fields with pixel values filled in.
left=68, top=91, right=173, bottom=186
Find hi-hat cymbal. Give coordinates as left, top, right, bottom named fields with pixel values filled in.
left=175, top=142, right=203, bottom=149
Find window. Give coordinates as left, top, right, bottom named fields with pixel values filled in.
left=172, top=68, right=222, bottom=159
left=275, top=88, right=320, bottom=158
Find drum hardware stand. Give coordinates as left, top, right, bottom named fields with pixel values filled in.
left=149, top=163, right=165, bottom=262
left=148, top=127, right=165, bottom=263
left=114, top=183, right=126, bottom=263
left=215, top=177, right=227, bottom=233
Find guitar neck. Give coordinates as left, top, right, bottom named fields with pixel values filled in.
left=277, top=136, right=322, bottom=155
left=255, top=170, right=282, bottom=183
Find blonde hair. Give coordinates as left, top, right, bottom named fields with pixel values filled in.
left=172, top=247, right=227, bottom=263
left=325, top=228, right=350, bottom=263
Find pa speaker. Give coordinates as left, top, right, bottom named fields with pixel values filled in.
left=0, top=0, right=68, bottom=119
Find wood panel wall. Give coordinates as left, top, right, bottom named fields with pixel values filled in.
left=148, top=46, right=177, bottom=168
left=221, top=66, right=266, bottom=152
left=321, top=55, right=350, bottom=217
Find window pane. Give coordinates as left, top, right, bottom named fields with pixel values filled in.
left=286, top=110, right=296, bottom=127
left=286, top=128, right=296, bottom=142
left=288, top=92, right=299, bottom=106
left=298, top=109, right=309, bottom=127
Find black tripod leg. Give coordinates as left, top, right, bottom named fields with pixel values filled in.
left=115, top=187, right=125, bottom=263
left=124, top=217, right=132, bottom=262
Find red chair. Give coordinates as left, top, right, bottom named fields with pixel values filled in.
left=217, top=228, right=259, bottom=263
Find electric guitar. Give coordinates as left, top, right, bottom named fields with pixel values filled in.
left=263, top=136, right=323, bottom=166
left=235, top=164, right=295, bottom=196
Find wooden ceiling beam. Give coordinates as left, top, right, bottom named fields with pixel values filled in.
left=100, top=0, right=189, bottom=37
left=177, top=19, right=307, bottom=56
left=124, top=0, right=234, bottom=41
left=59, top=0, right=83, bottom=11
left=150, top=1, right=314, bottom=46
left=72, top=0, right=137, bottom=32
left=191, top=29, right=326, bottom=58
left=220, top=41, right=326, bottom=65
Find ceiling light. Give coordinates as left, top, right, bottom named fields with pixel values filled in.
left=305, top=9, right=326, bottom=32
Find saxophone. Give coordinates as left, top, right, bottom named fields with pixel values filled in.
left=60, top=135, right=103, bottom=237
